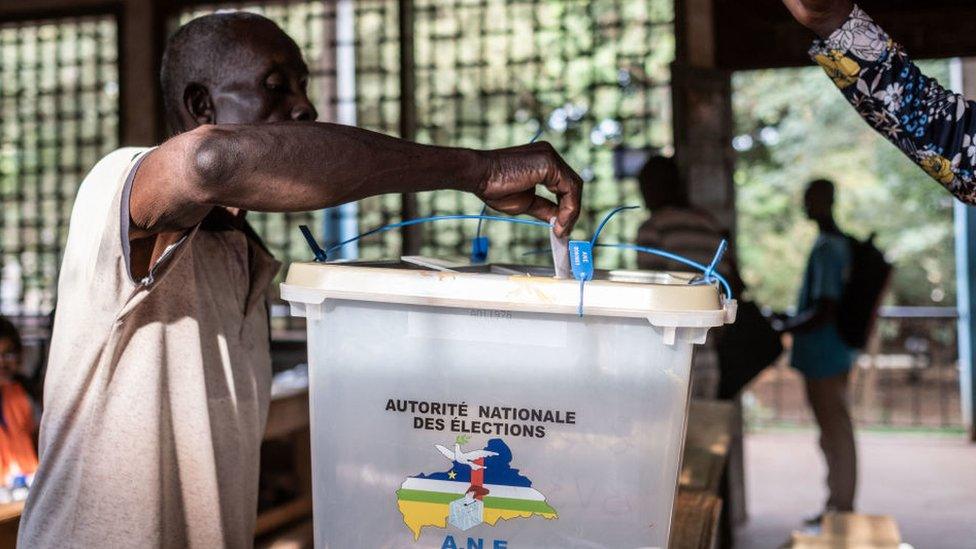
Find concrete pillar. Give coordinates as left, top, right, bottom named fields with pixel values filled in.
left=671, top=0, right=736, bottom=235
left=672, top=0, right=744, bottom=539
left=121, top=0, right=164, bottom=144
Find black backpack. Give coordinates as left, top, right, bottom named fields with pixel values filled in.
left=838, top=234, right=893, bottom=350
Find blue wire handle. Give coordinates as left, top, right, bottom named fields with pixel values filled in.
left=597, top=242, right=734, bottom=300
left=703, top=239, right=727, bottom=282
left=590, top=205, right=640, bottom=247
left=299, top=225, right=328, bottom=262
left=325, top=214, right=550, bottom=257
left=475, top=205, right=489, bottom=241
left=521, top=240, right=734, bottom=300
left=302, top=206, right=734, bottom=316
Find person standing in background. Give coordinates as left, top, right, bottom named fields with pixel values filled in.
left=779, top=179, right=857, bottom=522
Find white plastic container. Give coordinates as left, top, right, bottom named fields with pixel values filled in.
left=281, top=262, right=734, bottom=549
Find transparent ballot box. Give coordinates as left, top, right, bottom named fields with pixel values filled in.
left=281, top=260, right=734, bottom=548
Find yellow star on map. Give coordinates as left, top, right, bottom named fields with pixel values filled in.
left=448, top=470, right=457, bottom=480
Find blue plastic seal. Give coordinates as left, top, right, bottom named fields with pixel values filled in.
left=568, top=240, right=594, bottom=281
left=470, top=236, right=490, bottom=263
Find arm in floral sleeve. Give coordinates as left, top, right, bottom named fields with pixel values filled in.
left=810, top=5, right=976, bottom=203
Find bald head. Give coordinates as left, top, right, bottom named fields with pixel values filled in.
left=161, top=12, right=316, bottom=134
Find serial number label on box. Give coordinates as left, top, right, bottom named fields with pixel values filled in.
left=407, top=309, right=567, bottom=347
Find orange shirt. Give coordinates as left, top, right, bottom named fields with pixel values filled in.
left=0, top=382, right=37, bottom=482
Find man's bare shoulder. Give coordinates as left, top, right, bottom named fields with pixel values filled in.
left=87, top=147, right=152, bottom=179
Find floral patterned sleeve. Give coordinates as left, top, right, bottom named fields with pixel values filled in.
left=810, top=5, right=976, bottom=203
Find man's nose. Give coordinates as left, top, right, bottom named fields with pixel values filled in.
left=291, top=99, right=318, bottom=122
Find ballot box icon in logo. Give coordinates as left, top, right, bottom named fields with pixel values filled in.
left=449, top=493, right=484, bottom=531
left=442, top=435, right=493, bottom=530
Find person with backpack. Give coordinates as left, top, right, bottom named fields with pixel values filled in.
left=778, top=179, right=859, bottom=522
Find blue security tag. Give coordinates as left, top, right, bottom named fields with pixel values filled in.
left=470, top=236, right=490, bottom=264
left=568, top=240, right=594, bottom=281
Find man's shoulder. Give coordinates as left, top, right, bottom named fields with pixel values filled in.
left=60, top=148, right=154, bottom=271
left=87, top=147, right=152, bottom=180
left=72, top=147, right=152, bottom=211
left=104, top=146, right=152, bottom=160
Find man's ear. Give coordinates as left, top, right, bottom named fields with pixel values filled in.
left=183, top=83, right=214, bottom=126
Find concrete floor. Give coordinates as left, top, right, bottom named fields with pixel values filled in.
left=735, top=429, right=976, bottom=549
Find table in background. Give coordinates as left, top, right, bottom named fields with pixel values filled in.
left=671, top=399, right=736, bottom=549
left=0, top=501, right=24, bottom=549
left=256, top=386, right=312, bottom=538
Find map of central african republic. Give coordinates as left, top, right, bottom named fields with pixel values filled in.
left=395, top=436, right=558, bottom=539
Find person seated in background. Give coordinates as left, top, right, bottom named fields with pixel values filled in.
left=635, top=155, right=736, bottom=279
left=783, top=0, right=976, bottom=204
left=0, top=317, right=38, bottom=488
left=778, top=179, right=857, bottom=523
left=636, top=155, right=742, bottom=398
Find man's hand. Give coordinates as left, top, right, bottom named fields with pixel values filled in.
left=476, top=142, right=582, bottom=238
left=781, top=0, right=853, bottom=38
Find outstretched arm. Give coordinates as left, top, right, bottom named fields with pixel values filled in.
left=779, top=299, right=838, bottom=333
left=130, top=122, right=582, bottom=238
left=784, top=1, right=976, bottom=204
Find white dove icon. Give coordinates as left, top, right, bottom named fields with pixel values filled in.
left=434, top=443, right=498, bottom=471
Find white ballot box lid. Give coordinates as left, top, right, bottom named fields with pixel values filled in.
left=281, top=260, right=735, bottom=330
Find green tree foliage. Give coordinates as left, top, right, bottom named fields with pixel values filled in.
left=733, top=63, right=956, bottom=310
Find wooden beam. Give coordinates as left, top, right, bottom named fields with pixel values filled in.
left=0, top=501, right=24, bottom=549
left=254, top=497, right=313, bottom=538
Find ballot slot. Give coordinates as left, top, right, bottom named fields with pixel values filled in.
left=305, top=258, right=685, bottom=286
left=296, top=207, right=734, bottom=308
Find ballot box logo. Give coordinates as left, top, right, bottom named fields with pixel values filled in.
left=395, top=435, right=558, bottom=540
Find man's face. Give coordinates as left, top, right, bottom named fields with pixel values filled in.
left=207, top=22, right=318, bottom=125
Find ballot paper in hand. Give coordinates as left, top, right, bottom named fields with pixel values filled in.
left=448, top=495, right=484, bottom=531
left=549, top=218, right=571, bottom=279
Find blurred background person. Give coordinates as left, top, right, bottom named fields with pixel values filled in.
left=636, top=156, right=736, bottom=285
left=778, top=179, right=857, bottom=523
left=636, top=154, right=785, bottom=546
left=0, top=317, right=39, bottom=490
left=636, top=155, right=748, bottom=397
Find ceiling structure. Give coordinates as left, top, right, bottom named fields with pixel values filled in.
left=713, top=0, right=976, bottom=70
